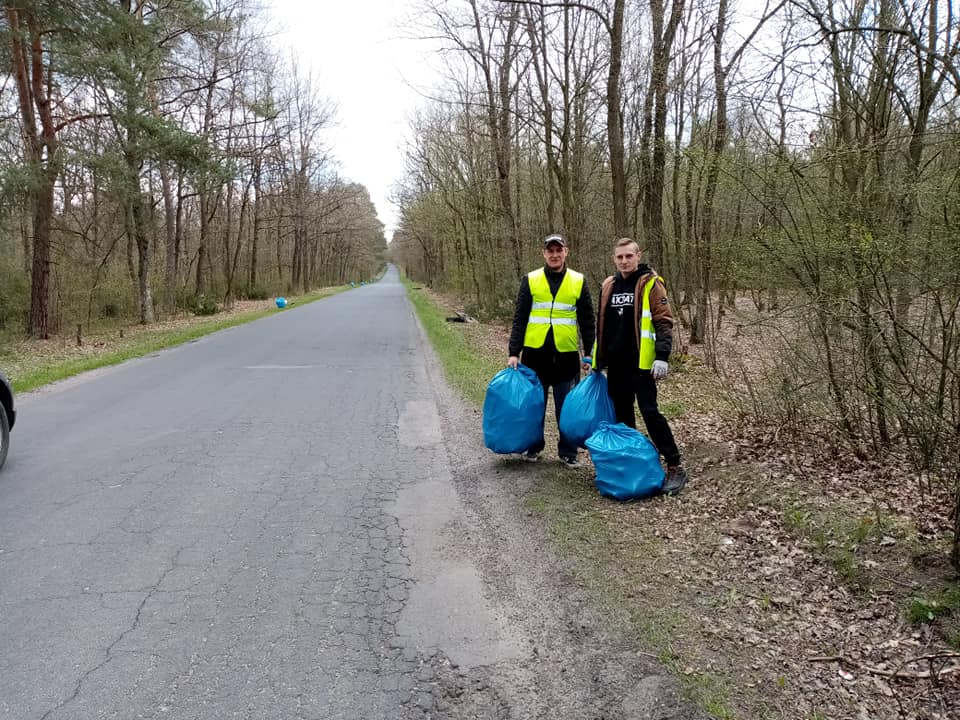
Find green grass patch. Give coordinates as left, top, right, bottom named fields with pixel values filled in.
left=525, top=470, right=611, bottom=560
left=783, top=505, right=871, bottom=588
left=782, top=503, right=908, bottom=550
left=402, top=280, right=502, bottom=405
left=6, top=286, right=346, bottom=392
left=907, top=584, right=960, bottom=624
left=686, top=672, right=736, bottom=720
left=781, top=502, right=921, bottom=593
left=659, top=399, right=685, bottom=419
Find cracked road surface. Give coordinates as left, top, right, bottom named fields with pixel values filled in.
left=0, top=267, right=705, bottom=719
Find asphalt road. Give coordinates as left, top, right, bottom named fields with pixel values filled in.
left=1, top=266, right=705, bottom=720
left=0, top=267, right=523, bottom=719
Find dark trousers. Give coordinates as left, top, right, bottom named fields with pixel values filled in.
left=606, top=365, right=681, bottom=466
left=527, top=373, right=578, bottom=459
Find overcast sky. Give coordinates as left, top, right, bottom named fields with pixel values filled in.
left=269, top=1, right=439, bottom=241
left=265, top=2, right=783, bottom=244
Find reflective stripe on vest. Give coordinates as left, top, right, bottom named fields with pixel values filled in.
left=523, top=268, right=584, bottom=352
left=638, top=278, right=659, bottom=369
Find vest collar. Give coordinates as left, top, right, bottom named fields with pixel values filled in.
left=542, top=264, right=567, bottom=278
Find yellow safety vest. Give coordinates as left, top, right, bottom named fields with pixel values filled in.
left=523, top=268, right=584, bottom=352
left=637, top=277, right=659, bottom=369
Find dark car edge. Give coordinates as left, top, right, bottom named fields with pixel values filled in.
left=0, top=371, right=14, bottom=470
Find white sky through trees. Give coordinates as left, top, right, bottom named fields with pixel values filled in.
left=267, top=0, right=778, bottom=244
left=269, top=1, right=438, bottom=242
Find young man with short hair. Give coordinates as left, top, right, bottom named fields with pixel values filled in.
left=594, top=237, right=687, bottom=494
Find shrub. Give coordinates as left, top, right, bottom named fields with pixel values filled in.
left=242, top=286, right=269, bottom=301
left=101, top=301, right=120, bottom=318
left=191, top=296, right=219, bottom=316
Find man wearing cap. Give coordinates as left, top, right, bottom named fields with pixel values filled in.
left=507, top=233, right=595, bottom=467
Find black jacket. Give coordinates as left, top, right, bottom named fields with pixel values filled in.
left=508, top=266, right=596, bottom=383
left=597, top=263, right=673, bottom=369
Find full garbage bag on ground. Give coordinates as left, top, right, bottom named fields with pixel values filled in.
left=558, top=370, right=616, bottom=448
left=585, top=421, right=664, bottom=500
left=483, top=364, right=545, bottom=454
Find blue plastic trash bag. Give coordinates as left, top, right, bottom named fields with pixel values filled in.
left=275, top=297, right=287, bottom=308
left=558, top=371, right=616, bottom=448
left=585, top=421, right=664, bottom=500
left=482, top=364, right=545, bottom=454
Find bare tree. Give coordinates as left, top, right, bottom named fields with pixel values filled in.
left=690, top=0, right=785, bottom=349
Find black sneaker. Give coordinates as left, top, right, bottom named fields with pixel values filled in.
left=662, top=465, right=688, bottom=495
left=522, top=450, right=542, bottom=462
left=559, top=455, right=581, bottom=468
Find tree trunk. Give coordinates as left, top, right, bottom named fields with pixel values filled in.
left=6, top=5, right=58, bottom=339
left=469, top=0, right=520, bottom=280
left=607, top=0, right=627, bottom=238
left=524, top=5, right=558, bottom=230
left=132, top=196, right=155, bottom=324
left=221, top=172, right=236, bottom=306
left=160, top=161, right=178, bottom=315
left=123, top=142, right=155, bottom=324
left=196, top=192, right=210, bottom=297
left=691, top=0, right=727, bottom=350
left=224, top=180, right=251, bottom=305
left=29, top=181, right=53, bottom=339
left=642, top=0, right=684, bottom=268
left=249, top=163, right=262, bottom=288
left=952, top=479, right=960, bottom=575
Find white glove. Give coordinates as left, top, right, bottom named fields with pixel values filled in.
left=651, top=360, right=669, bottom=380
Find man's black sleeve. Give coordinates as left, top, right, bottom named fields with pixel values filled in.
left=508, top=276, right=532, bottom=357
left=577, top=283, right=596, bottom=356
